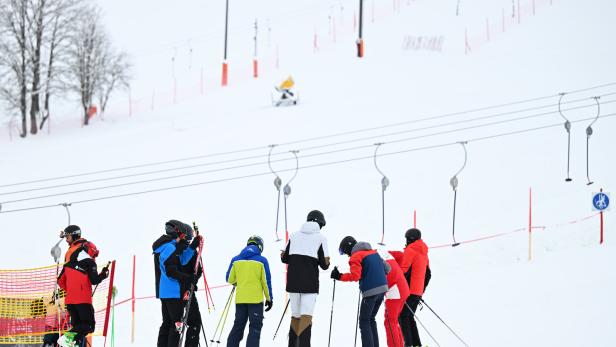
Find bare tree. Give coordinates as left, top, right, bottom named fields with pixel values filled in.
left=39, top=0, right=80, bottom=130
left=67, top=4, right=106, bottom=126
left=97, top=49, right=130, bottom=118
left=0, top=0, right=29, bottom=137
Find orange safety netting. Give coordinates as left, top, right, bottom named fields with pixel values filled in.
left=0, top=261, right=115, bottom=345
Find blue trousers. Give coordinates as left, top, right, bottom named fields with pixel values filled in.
left=359, top=293, right=385, bottom=347
left=226, top=303, right=264, bottom=347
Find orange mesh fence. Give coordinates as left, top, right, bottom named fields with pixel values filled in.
left=0, top=261, right=115, bottom=345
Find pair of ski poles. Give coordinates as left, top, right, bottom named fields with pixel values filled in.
left=403, top=298, right=470, bottom=347
left=210, top=286, right=235, bottom=345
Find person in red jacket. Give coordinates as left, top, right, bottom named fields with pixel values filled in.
left=57, top=225, right=109, bottom=347
left=390, top=228, right=430, bottom=347
left=382, top=253, right=410, bottom=347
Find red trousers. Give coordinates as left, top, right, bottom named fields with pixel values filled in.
left=384, top=298, right=405, bottom=347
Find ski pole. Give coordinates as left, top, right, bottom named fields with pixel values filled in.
left=273, top=299, right=290, bottom=340
left=210, top=286, right=235, bottom=344
left=200, top=321, right=209, bottom=347
left=327, top=280, right=336, bottom=347
left=420, top=299, right=470, bottom=347
left=404, top=302, right=441, bottom=347
left=92, top=261, right=112, bottom=297
left=354, top=290, right=360, bottom=347
left=215, top=298, right=233, bottom=344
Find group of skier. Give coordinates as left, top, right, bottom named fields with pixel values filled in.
left=52, top=209, right=430, bottom=347
left=221, top=209, right=431, bottom=347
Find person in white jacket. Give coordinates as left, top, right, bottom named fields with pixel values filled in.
left=280, top=210, right=330, bottom=346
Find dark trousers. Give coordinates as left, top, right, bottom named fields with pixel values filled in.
left=359, top=293, right=385, bottom=347
left=226, top=303, right=264, bottom=347
left=157, top=299, right=184, bottom=347
left=66, top=304, right=95, bottom=345
left=399, top=295, right=421, bottom=347
left=184, top=296, right=202, bottom=347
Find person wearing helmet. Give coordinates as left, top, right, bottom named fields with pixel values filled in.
left=57, top=225, right=109, bottom=347
left=389, top=228, right=430, bottom=347
left=225, top=235, right=273, bottom=347
left=152, top=220, right=201, bottom=347
left=331, top=236, right=390, bottom=347
left=281, top=210, right=330, bottom=346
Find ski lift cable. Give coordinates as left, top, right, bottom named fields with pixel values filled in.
left=3, top=96, right=615, bottom=197
left=4, top=101, right=616, bottom=206
left=1, top=113, right=615, bottom=215
left=586, top=96, right=601, bottom=185
left=558, top=93, right=573, bottom=182
left=2, top=83, right=615, bottom=189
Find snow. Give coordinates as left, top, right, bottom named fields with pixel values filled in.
left=1, top=0, right=615, bottom=345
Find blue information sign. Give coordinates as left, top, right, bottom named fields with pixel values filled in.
left=592, top=192, right=610, bottom=211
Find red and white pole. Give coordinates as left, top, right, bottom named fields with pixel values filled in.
left=528, top=187, right=533, bottom=261
left=131, top=255, right=136, bottom=343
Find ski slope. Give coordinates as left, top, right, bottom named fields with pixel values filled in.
left=1, top=0, right=615, bottom=345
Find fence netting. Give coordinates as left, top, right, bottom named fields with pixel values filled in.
left=0, top=261, right=114, bottom=345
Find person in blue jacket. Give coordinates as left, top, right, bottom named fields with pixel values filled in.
left=152, top=220, right=201, bottom=347
left=225, top=236, right=273, bottom=347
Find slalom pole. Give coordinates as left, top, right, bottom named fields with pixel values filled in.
left=327, top=280, right=336, bottom=347
left=403, top=302, right=441, bottom=347
left=420, top=299, right=469, bottom=347
left=273, top=299, right=290, bottom=340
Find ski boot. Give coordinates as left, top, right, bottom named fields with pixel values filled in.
left=57, top=332, right=77, bottom=347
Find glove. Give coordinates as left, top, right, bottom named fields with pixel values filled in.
left=330, top=267, right=341, bottom=280
left=181, top=273, right=196, bottom=285
left=264, top=300, right=273, bottom=312
left=99, top=266, right=109, bottom=280
left=190, top=235, right=203, bottom=250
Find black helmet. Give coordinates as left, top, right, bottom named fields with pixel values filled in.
left=62, top=225, right=81, bottom=238
left=338, top=236, right=357, bottom=256
left=405, top=228, right=421, bottom=244
left=165, top=220, right=189, bottom=238
left=247, top=235, right=264, bottom=252
left=307, top=210, right=326, bottom=228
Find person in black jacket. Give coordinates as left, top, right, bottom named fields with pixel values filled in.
left=281, top=210, right=330, bottom=346
left=152, top=220, right=201, bottom=347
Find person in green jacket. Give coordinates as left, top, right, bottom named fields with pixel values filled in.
left=225, top=236, right=273, bottom=347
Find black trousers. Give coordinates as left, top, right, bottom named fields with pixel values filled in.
left=399, top=294, right=421, bottom=347
left=184, top=296, right=202, bottom=347
left=157, top=297, right=202, bottom=347
left=157, top=299, right=184, bottom=347
left=66, top=304, right=95, bottom=344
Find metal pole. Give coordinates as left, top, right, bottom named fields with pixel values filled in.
left=223, top=0, right=229, bottom=60
left=328, top=280, right=336, bottom=347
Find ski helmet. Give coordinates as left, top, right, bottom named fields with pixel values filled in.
left=405, top=228, right=421, bottom=244
left=181, top=222, right=194, bottom=240
left=306, top=210, right=326, bottom=228
left=62, top=225, right=81, bottom=238
left=339, top=236, right=357, bottom=256
left=247, top=235, right=264, bottom=252
left=165, top=220, right=185, bottom=237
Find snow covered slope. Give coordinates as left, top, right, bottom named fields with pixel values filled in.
left=0, top=0, right=615, bottom=345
